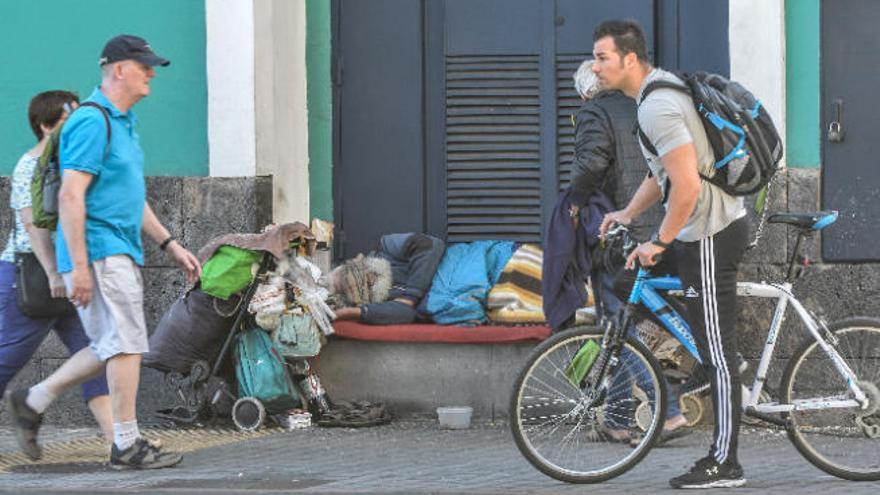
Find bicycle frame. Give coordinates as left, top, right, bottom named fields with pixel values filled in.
left=622, top=268, right=870, bottom=416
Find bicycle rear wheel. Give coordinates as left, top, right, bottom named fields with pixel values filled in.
left=510, top=326, right=666, bottom=483
left=781, top=317, right=880, bottom=481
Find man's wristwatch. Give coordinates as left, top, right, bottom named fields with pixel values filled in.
left=651, top=233, right=671, bottom=250
left=159, top=236, right=176, bottom=251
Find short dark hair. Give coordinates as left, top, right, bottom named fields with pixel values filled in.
left=28, top=90, right=79, bottom=141
left=593, top=19, right=649, bottom=63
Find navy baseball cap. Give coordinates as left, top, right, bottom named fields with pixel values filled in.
left=99, top=34, right=170, bottom=67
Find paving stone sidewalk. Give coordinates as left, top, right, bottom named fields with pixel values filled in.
left=0, top=422, right=877, bottom=494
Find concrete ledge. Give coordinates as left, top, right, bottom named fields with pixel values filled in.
left=317, top=339, right=539, bottom=421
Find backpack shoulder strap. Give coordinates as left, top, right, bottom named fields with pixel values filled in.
left=638, top=79, right=689, bottom=105
left=78, top=101, right=112, bottom=157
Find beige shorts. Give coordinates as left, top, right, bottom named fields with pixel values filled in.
left=63, top=254, right=148, bottom=361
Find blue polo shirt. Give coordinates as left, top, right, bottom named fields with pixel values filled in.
left=56, top=87, right=146, bottom=273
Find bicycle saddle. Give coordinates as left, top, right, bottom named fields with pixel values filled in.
left=767, top=211, right=838, bottom=231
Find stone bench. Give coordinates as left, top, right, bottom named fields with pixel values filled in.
left=317, top=321, right=551, bottom=421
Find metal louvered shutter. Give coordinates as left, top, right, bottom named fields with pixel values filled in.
left=445, top=54, right=541, bottom=243
left=557, top=53, right=589, bottom=191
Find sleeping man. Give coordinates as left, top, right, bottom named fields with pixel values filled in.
left=326, top=233, right=445, bottom=325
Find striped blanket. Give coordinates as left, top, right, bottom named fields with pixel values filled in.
left=487, top=244, right=546, bottom=323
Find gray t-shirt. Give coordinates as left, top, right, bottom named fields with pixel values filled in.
left=637, top=68, right=745, bottom=242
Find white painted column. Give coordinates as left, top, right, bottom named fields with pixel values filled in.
left=206, top=0, right=257, bottom=177
left=729, top=0, right=786, bottom=165
left=254, top=0, right=310, bottom=223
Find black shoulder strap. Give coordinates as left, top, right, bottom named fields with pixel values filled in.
left=79, top=101, right=112, bottom=156
left=637, top=79, right=690, bottom=105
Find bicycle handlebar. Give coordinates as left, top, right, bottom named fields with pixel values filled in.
left=603, top=223, right=664, bottom=268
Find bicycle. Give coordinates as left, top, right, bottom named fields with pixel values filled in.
left=510, top=210, right=880, bottom=483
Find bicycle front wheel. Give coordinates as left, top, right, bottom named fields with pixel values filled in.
left=510, top=326, right=666, bottom=483
left=781, top=317, right=880, bottom=481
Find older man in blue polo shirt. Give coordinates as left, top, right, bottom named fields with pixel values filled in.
left=6, top=35, right=201, bottom=470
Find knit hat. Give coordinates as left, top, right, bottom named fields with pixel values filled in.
left=326, top=254, right=392, bottom=307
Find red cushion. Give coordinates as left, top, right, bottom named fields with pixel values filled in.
left=332, top=320, right=552, bottom=343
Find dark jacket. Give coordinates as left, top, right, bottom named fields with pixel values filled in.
left=569, top=90, right=663, bottom=243
left=542, top=188, right=614, bottom=331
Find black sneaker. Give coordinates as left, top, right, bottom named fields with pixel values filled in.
left=670, top=456, right=746, bottom=489
left=5, top=389, right=43, bottom=460
left=109, top=438, right=183, bottom=470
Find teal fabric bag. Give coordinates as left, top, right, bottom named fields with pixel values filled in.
left=235, top=328, right=300, bottom=413
left=273, top=314, right=323, bottom=359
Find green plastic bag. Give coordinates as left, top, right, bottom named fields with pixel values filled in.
left=200, top=246, right=262, bottom=300
left=235, top=328, right=300, bottom=414
left=565, top=340, right=601, bottom=387
left=31, top=102, right=111, bottom=230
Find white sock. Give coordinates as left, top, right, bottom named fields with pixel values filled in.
left=113, top=420, right=140, bottom=451
left=25, top=383, right=56, bottom=414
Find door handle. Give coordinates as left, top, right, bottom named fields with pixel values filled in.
left=828, top=98, right=844, bottom=143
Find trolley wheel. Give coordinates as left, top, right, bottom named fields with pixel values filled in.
left=232, top=397, right=266, bottom=431
left=679, top=394, right=704, bottom=427
left=190, top=360, right=211, bottom=384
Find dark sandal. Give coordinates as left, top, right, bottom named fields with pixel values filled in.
left=656, top=426, right=693, bottom=446
left=585, top=428, right=634, bottom=444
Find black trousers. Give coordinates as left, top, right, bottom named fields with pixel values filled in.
left=615, top=216, right=749, bottom=464
left=676, top=216, right=749, bottom=464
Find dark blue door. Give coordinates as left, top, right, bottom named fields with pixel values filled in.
left=334, top=0, right=729, bottom=256
left=821, top=0, right=880, bottom=262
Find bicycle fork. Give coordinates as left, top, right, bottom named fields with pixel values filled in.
left=581, top=306, right=636, bottom=404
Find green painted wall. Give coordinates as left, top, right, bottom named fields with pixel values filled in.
left=307, top=0, right=333, bottom=221
left=0, top=0, right=207, bottom=176
left=785, top=0, right=820, bottom=168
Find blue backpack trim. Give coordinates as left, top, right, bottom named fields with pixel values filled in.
left=698, top=104, right=748, bottom=170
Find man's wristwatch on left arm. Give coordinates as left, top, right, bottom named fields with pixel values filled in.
left=159, top=235, right=176, bottom=251
left=651, top=233, right=671, bottom=250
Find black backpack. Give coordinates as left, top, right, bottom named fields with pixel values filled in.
left=637, top=72, right=783, bottom=196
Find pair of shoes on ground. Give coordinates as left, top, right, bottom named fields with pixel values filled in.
left=587, top=425, right=691, bottom=447
left=629, top=425, right=692, bottom=448
left=5, top=389, right=182, bottom=469
left=670, top=455, right=746, bottom=489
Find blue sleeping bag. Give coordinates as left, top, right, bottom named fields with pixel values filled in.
left=420, top=241, right=515, bottom=325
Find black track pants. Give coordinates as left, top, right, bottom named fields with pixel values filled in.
left=674, top=216, right=749, bottom=464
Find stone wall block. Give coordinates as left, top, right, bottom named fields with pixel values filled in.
left=181, top=177, right=274, bottom=256
left=143, top=267, right=186, bottom=334
left=743, top=173, right=789, bottom=264
left=737, top=262, right=790, bottom=358
left=787, top=168, right=822, bottom=262
left=143, top=177, right=185, bottom=267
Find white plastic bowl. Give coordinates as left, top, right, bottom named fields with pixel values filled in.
left=437, top=406, right=473, bottom=429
